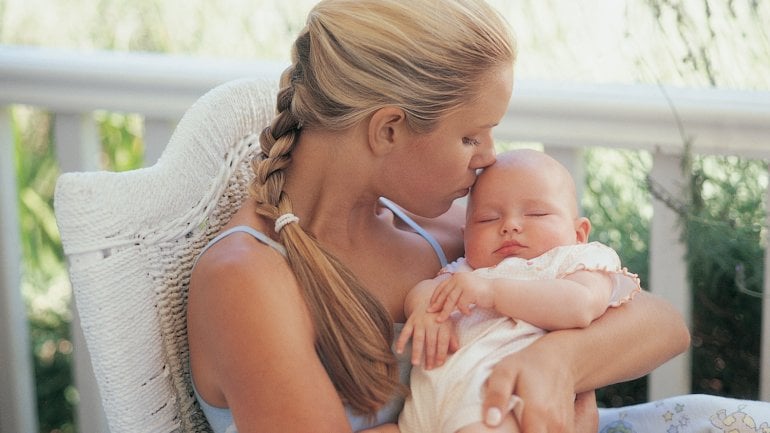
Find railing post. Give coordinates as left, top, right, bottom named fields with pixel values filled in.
left=544, top=145, right=584, bottom=207
left=142, top=118, right=176, bottom=166
left=761, top=165, right=770, bottom=401
left=647, top=149, right=692, bottom=399
left=53, top=112, right=111, bottom=433
left=0, top=107, right=39, bottom=433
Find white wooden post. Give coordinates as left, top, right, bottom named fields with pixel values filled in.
left=54, top=112, right=111, bottom=433
left=0, top=107, right=39, bottom=433
left=647, top=149, right=692, bottom=399
left=544, top=145, right=585, bottom=208
left=142, top=118, right=176, bottom=166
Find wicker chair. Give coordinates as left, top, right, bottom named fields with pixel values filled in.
left=54, top=78, right=276, bottom=433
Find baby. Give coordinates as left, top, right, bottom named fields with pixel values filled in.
left=396, top=149, right=641, bottom=433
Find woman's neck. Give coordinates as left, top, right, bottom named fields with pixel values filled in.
left=283, top=128, right=384, bottom=249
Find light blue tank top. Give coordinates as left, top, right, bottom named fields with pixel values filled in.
left=192, top=197, right=448, bottom=432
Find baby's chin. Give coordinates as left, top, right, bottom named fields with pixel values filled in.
left=470, top=252, right=541, bottom=268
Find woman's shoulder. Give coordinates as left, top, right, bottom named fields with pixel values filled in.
left=187, top=221, right=316, bottom=409
left=188, top=208, right=310, bottom=335
left=192, top=201, right=287, bottom=279
left=192, top=228, right=283, bottom=286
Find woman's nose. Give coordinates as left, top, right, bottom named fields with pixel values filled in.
left=470, top=140, right=496, bottom=170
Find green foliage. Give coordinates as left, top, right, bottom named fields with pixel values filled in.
left=683, top=155, right=766, bottom=399
left=637, top=0, right=768, bottom=402
left=581, top=145, right=768, bottom=405
left=96, top=111, right=145, bottom=171
left=13, top=106, right=74, bottom=433
left=582, top=148, right=652, bottom=407
left=29, top=312, right=76, bottom=433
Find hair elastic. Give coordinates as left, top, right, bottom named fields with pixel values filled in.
left=274, top=213, right=300, bottom=233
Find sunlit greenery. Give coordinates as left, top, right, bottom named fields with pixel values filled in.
left=684, top=154, right=767, bottom=398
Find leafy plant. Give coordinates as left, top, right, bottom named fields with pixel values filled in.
left=683, top=154, right=765, bottom=399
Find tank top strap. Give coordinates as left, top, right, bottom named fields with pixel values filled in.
left=379, top=197, right=449, bottom=268
left=198, top=200, right=448, bottom=268
left=197, top=225, right=287, bottom=261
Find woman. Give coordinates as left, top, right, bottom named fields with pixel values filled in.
left=186, top=1, right=689, bottom=432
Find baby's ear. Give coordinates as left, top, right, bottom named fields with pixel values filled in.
left=574, top=217, right=591, bottom=243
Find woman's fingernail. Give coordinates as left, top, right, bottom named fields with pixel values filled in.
left=486, top=407, right=502, bottom=426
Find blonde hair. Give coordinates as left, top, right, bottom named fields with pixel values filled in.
left=250, top=0, right=515, bottom=415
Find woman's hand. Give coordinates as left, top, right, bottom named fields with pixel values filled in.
left=574, top=391, right=599, bottom=433
left=484, top=352, right=599, bottom=433
left=482, top=341, right=579, bottom=433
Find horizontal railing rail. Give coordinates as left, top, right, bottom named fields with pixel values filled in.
left=2, top=44, right=769, bottom=433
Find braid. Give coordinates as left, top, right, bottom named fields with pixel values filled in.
left=249, top=37, right=404, bottom=415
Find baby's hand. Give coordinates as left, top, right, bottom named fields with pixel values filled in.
left=396, top=307, right=458, bottom=369
left=428, top=273, right=495, bottom=321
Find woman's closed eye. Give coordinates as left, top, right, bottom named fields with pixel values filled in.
left=462, top=137, right=481, bottom=146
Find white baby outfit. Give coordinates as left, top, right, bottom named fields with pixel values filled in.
left=398, top=241, right=641, bottom=433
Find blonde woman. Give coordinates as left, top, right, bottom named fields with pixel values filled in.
left=186, top=1, right=689, bottom=432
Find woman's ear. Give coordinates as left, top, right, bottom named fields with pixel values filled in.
left=574, top=217, right=591, bottom=244
left=368, top=106, right=408, bottom=156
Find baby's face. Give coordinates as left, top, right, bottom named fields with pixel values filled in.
left=463, top=154, right=587, bottom=268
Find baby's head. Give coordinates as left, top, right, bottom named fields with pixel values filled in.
left=463, top=149, right=591, bottom=268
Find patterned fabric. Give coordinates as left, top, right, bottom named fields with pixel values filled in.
left=598, top=394, right=770, bottom=433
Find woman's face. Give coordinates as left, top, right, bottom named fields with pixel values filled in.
left=383, top=65, right=514, bottom=218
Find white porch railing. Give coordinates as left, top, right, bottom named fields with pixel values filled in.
left=1, top=45, right=770, bottom=432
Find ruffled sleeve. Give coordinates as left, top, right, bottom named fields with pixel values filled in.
left=556, top=242, right=641, bottom=307
left=440, top=257, right=474, bottom=275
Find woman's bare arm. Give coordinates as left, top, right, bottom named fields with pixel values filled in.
left=188, top=235, right=354, bottom=433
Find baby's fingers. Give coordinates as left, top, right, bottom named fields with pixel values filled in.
left=456, top=294, right=475, bottom=315
left=428, top=282, right=451, bottom=311
left=395, top=322, right=413, bottom=354
left=436, top=303, right=457, bottom=322
left=410, top=326, right=426, bottom=366
left=433, top=325, right=456, bottom=367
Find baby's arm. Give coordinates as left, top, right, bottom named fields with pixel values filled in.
left=430, top=270, right=613, bottom=331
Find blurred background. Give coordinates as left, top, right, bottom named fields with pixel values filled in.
left=1, top=0, right=769, bottom=432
